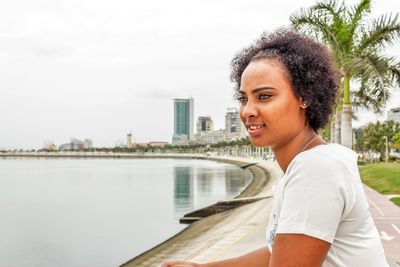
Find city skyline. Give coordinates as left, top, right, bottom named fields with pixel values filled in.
left=1, top=0, right=399, bottom=149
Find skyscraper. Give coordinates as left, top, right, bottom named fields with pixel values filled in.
left=173, top=97, right=194, bottom=144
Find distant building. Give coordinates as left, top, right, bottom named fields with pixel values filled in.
left=195, top=128, right=245, bottom=145
left=43, top=142, right=58, bottom=151
left=225, top=107, right=246, bottom=139
left=59, top=138, right=93, bottom=151
left=387, top=107, right=400, bottom=122
left=197, top=116, right=213, bottom=134
left=70, top=138, right=85, bottom=150
left=148, top=141, right=169, bottom=147
left=134, top=143, right=149, bottom=147
left=59, top=143, right=72, bottom=151
left=196, top=129, right=226, bottom=144
left=192, top=108, right=246, bottom=145
left=127, top=133, right=133, bottom=148
left=84, top=139, right=93, bottom=149
left=225, top=107, right=244, bottom=134
left=195, top=116, right=215, bottom=143
left=173, top=97, right=194, bottom=145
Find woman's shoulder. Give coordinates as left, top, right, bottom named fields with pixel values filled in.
left=287, top=143, right=359, bottom=177
left=296, top=143, right=356, bottom=164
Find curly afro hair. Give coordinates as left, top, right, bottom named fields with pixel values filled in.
left=230, top=29, right=339, bottom=131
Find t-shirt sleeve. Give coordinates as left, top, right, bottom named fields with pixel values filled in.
left=276, top=156, right=349, bottom=243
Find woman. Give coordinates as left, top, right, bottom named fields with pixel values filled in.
left=162, top=30, right=388, bottom=267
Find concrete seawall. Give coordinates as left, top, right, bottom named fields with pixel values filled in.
left=120, top=156, right=282, bottom=267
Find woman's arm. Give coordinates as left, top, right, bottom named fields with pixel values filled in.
left=161, top=233, right=330, bottom=267
left=161, top=246, right=270, bottom=267
left=269, top=233, right=330, bottom=267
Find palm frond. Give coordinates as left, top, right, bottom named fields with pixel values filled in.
left=345, top=53, right=399, bottom=80
left=348, top=0, right=371, bottom=40
left=358, top=14, right=400, bottom=52
left=312, top=0, right=344, bottom=26
left=352, top=77, right=391, bottom=113
left=290, top=9, right=324, bottom=40
left=348, top=52, right=398, bottom=113
left=389, top=62, right=400, bottom=87
left=290, top=8, right=343, bottom=63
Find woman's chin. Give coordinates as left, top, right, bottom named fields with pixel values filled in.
left=250, top=138, right=269, bottom=147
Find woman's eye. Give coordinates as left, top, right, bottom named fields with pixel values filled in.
left=236, top=96, right=247, bottom=104
left=259, top=94, right=271, bottom=100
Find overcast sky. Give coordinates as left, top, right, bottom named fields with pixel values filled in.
left=1, top=0, right=399, bottom=149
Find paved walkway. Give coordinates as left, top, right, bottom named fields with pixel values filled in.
left=364, top=186, right=400, bottom=266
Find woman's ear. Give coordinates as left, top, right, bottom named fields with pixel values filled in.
left=299, top=97, right=308, bottom=109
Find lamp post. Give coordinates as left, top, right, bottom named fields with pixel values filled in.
left=382, top=136, right=388, bottom=163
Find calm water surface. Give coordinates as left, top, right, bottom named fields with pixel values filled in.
left=0, top=158, right=252, bottom=267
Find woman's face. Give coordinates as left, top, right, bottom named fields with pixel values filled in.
left=238, top=59, right=307, bottom=148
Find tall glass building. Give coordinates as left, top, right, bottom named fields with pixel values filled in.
left=173, top=98, right=194, bottom=144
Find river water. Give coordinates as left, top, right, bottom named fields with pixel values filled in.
left=0, top=158, right=252, bottom=267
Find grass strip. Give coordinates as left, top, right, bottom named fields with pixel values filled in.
left=358, top=163, right=400, bottom=195
left=358, top=163, right=400, bottom=206
left=390, top=197, right=400, bottom=206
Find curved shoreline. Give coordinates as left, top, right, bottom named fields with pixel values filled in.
left=120, top=156, right=280, bottom=267
left=2, top=153, right=270, bottom=199
left=206, top=156, right=272, bottom=198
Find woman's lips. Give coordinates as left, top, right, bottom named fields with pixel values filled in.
left=246, top=125, right=265, bottom=137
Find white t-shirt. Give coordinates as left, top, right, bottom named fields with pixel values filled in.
left=266, top=143, right=388, bottom=267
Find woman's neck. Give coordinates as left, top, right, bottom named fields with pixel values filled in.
left=272, top=128, right=323, bottom=173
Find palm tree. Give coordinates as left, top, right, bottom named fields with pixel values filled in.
left=290, top=0, right=400, bottom=148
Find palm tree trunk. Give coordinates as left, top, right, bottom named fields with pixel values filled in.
left=341, top=75, right=352, bottom=148
left=335, top=108, right=341, bottom=144
left=341, top=104, right=353, bottom=148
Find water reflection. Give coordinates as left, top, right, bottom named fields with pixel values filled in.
left=197, top=168, right=213, bottom=194
left=225, top=168, right=250, bottom=195
left=174, top=166, right=194, bottom=212
left=173, top=164, right=252, bottom=214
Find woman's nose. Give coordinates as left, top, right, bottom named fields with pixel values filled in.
left=240, top=101, right=258, bottom=118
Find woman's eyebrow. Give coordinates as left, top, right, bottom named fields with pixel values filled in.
left=252, top=86, right=277, bottom=93
left=238, top=86, right=276, bottom=95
